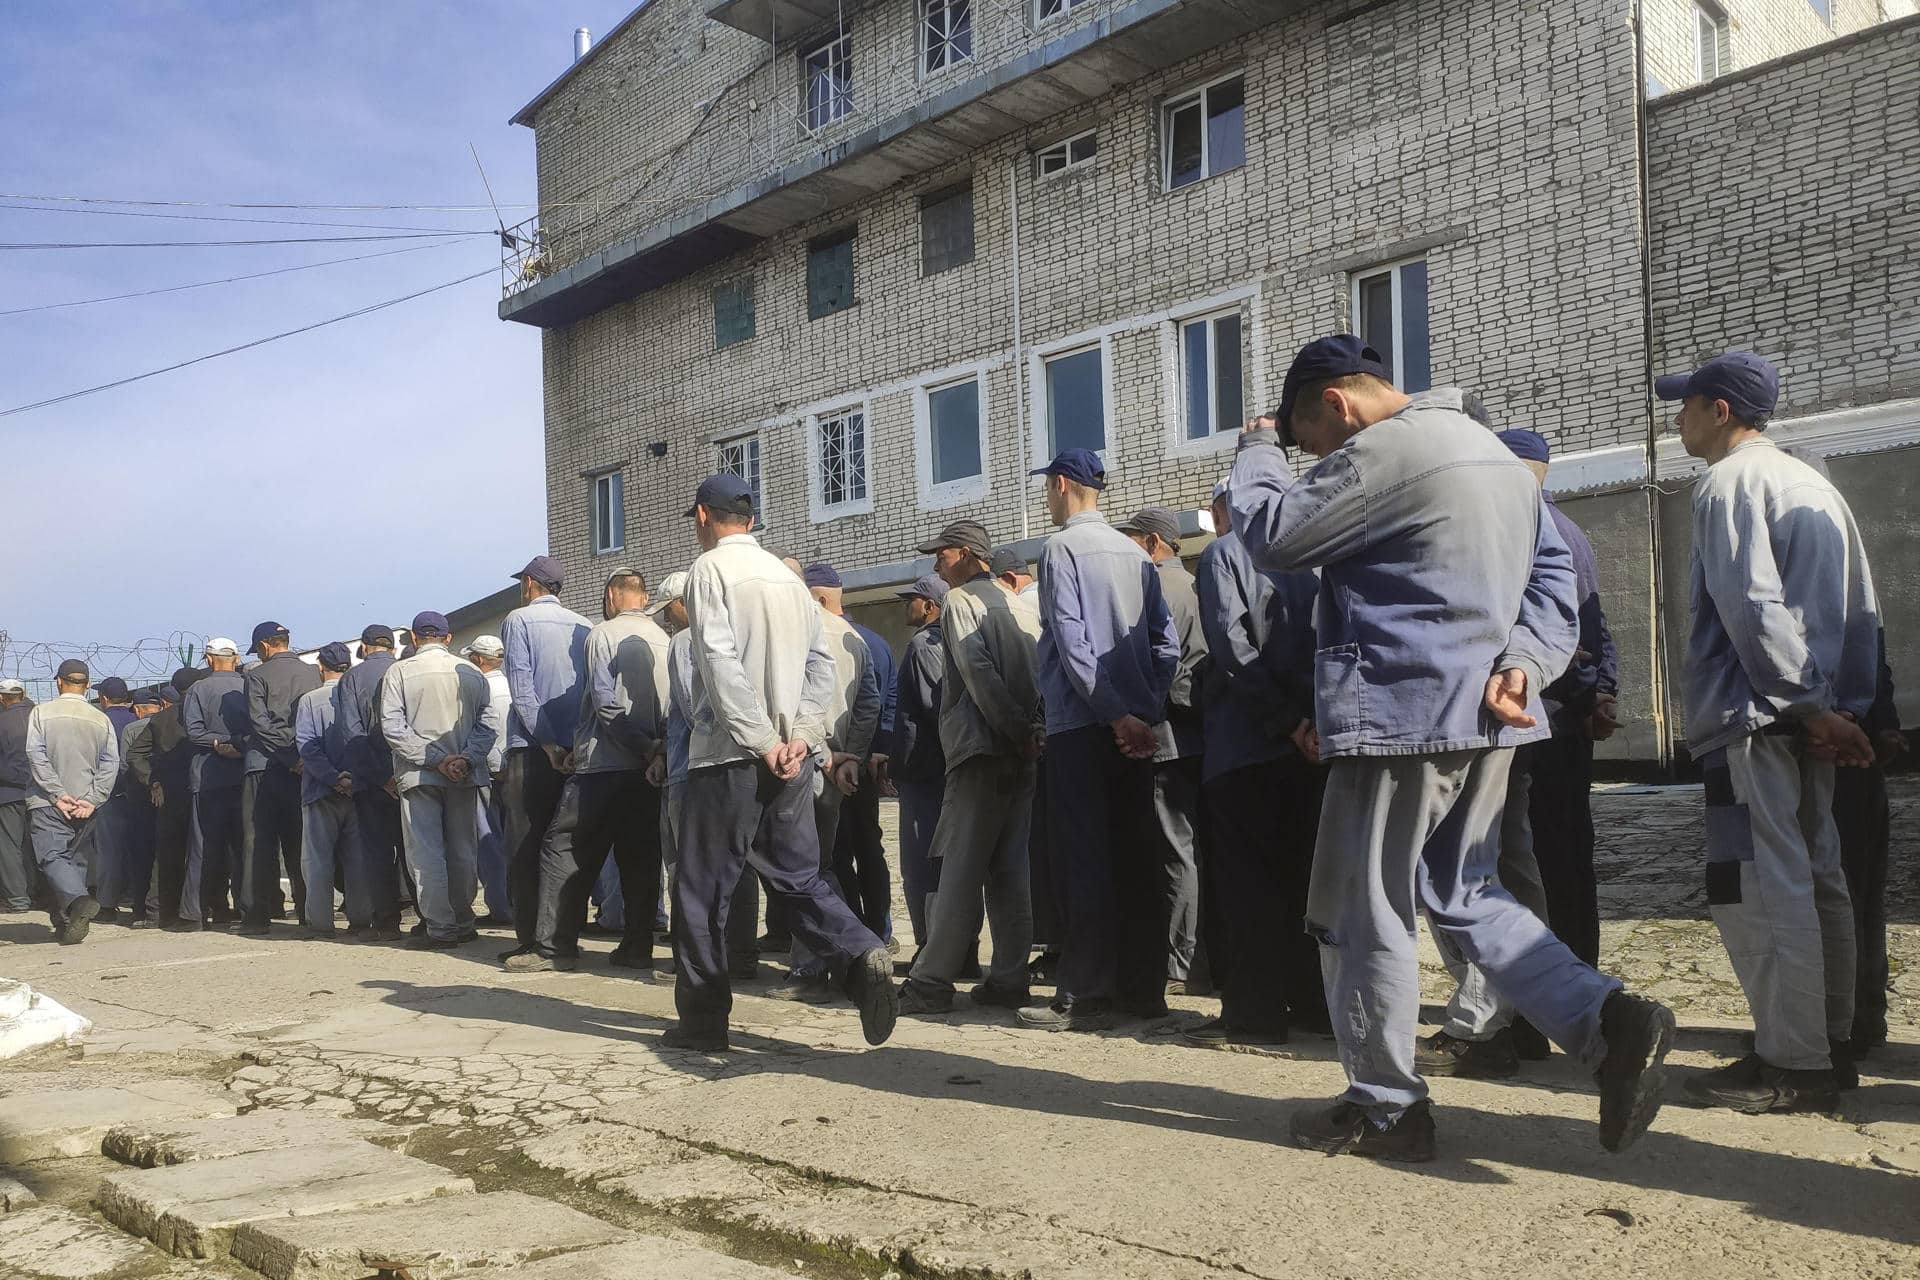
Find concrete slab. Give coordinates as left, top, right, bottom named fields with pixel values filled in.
left=0, top=1170, right=37, bottom=1210
left=0, top=1081, right=237, bottom=1163
left=0, top=1204, right=172, bottom=1280
left=94, top=1140, right=474, bottom=1259
left=102, top=1110, right=406, bottom=1168
left=228, top=1189, right=631, bottom=1280
left=491, top=1238, right=794, bottom=1278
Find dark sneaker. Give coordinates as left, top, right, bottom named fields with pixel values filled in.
left=497, top=943, right=536, bottom=962
left=847, top=948, right=899, bottom=1045
left=405, top=934, right=459, bottom=950
left=728, top=959, right=761, bottom=982
left=1290, top=1099, right=1437, bottom=1163
left=1510, top=1018, right=1552, bottom=1060
left=1683, top=1054, right=1839, bottom=1114
left=661, top=1025, right=730, bottom=1052
left=898, top=982, right=954, bottom=1016
left=474, top=914, right=512, bottom=927
left=452, top=930, right=480, bottom=944
left=234, top=921, right=271, bottom=937
left=409, top=922, right=427, bottom=936
left=159, top=917, right=198, bottom=934
left=1118, top=999, right=1172, bottom=1022
left=1831, top=1040, right=1860, bottom=1092
left=365, top=926, right=405, bottom=943
left=763, top=973, right=837, bottom=1004
left=94, top=906, right=123, bottom=924
left=969, top=983, right=1031, bottom=1009
left=504, top=951, right=555, bottom=972
left=1016, top=998, right=1113, bottom=1033
left=1183, top=1018, right=1287, bottom=1049
left=756, top=932, right=792, bottom=955
left=1596, top=990, right=1677, bottom=1151
left=1416, top=1030, right=1519, bottom=1079
left=303, top=928, right=339, bottom=942
left=59, top=895, right=101, bottom=945
left=607, top=946, right=654, bottom=972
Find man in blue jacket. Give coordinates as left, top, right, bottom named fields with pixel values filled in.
left=333, top=625, right=406, bottom=942
left=1230, top=335, right=1674, bottom=1161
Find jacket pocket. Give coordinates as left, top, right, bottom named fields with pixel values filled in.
left=1314, top=643, right=1364, bottom=737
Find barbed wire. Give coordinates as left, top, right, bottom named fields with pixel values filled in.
left=0, top=632, right=208, bottom=701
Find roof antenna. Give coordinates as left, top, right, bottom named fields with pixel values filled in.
left=470, top=142, right=518, bottom=250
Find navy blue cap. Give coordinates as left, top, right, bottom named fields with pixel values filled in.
left=1274, top=334, right=1390, bottom=444
left=988, top=546, right=1028, bottom=577
left=1654, top=351, right=1780, bottom=425
left=247, top=621, right=290, bottom=654
left=132, top=687, right=164, bottom=708
left=171, top=666, right=202, bottom=693
left=685, top=473, right=755, bottom=518
left=156, top=683, right=180, bottom=705
left=97, top=676, right=130, bottom=700
left=410, top=611, right=450, bottom=638
left=897, top=573, right=949, bottom=605
left=512, top=555, right=565, bottom=591
left=1029, top=448, right=1106, bottom=490
left=316, top=642, right=354, bottom=671
left=360, top=623, right=395, bottom=646
left=802, top=562, right=842, bottom=589
left=1495, top=429, right=1550, bottom=463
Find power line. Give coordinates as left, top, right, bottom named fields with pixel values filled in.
left=0, top=202, right=491, bottom=234
left=0, top=192, right=606, bottom=213
left=0, top=264, right=497, bottom=419
left=0, top=239, right=470, bottom=317
left=0, top=231, right=483, bottom=250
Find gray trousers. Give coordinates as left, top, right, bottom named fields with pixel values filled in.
left=789, top=782, right=850, bottom=977
left=302, top=794, right=365, bottom=932
left=28, top=805, right=95, bottom=915
left=399, top=784, right=480, bottom=941
left=0, top=800, right=32, bottom=910
left=1702, top=733, right=1854, bottom=1071
left=1309, top=748, right=1619, bottom=1119
left=1432, top=751, right=1552, bottom=1040
left=1153, top=756, right=1203, bottom=981
left=906, top=754, right=1035, bottom=998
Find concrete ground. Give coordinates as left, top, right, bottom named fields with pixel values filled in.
left=2, top=781, right=1916, bottom=1280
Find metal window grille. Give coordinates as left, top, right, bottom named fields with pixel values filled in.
left=803, top=33, right=853, bottom=131
left=818, top=410, right=868, bottom=509
left=924, top=0, right=973, bottom=74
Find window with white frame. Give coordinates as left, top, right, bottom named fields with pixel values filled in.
left=921, top=376, right=985, bottom=495
left=1694, top=4, right=1727, bottom=82
left=923, top=0, right=972, bottom=74
left=716, top=436, right=764, bottom=527
left=1035, top=129, right=1097, bottom=178
left=815, top=408, right=869, bottom=514
left=803, top=32, right=852, bottom=131
left=1178, top=310, right=1245, bottom=441
left=1043, top=345, right=1106, bottom=455
left=589, top=470, right=624, bottom=555
left=1035, top=0, right=1087, bottom=22
left=1352, top=260, right=1432, bottom=393
left=1163, top=74, right=1245, bottom=191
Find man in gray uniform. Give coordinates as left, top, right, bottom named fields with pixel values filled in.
left=510, top=568, right=670, bottom=973
left=1659, top=352, right=1881, bottom=1115
left=239, top=621, right=322, bottom=933
left=24, top=659, right=118, bottom=943
left=0, top=679, right=37, bottom=914
left=296, top=643, right=360, bottom=936
left=131, top=668, right=200, bottom=928
left=889, top=572, right=949, bottom=950
left=1117, top=506, right=1209, bottom=990
left=335, top=625, right=406, bottom=941
left=183, top=637, right=249, bottom=926
left=1231, top=335, right=1674, bottom=1161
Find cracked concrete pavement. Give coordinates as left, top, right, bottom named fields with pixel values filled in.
left=2, top=781, right=1916, bottom=1279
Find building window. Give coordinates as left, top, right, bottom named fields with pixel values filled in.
left=1035, top=130, right=1097, bottom=178
left=923, top=0, right=972, bottom=74
left=1694, top=4, right=1727, bottom=82
left=589, top=471, right=624, bottom=555
left=1179, top=311, right=1245, bottom=441
left=1352, top=260, right=1432, bottom=393
left=924, top=376, right=984, bottom=493
left=1806, top=0, right=1831, bottom=24
left=803, top=32, right=853, bottom=131
left=1043, top=345, right=1105, bottom=455
left=1163, top=74, right=1245, bottom=191
left=717, top=436, right=763, bottom=527
left=920, top=184, right=974, bottom=276
left=807, top=228, right=855, bottom=319
left=1035, top=0, right=1087, bottom=21
left=814, top=408, right=869, bottom=516
left=713, top=278, right=755, bottom=349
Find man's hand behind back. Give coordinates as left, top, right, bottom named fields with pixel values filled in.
left=1483, top=669, right=1536, bottom=729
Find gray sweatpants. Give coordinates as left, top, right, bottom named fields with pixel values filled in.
left=1309, top=748, right=1620, bottom=1118
left=1701, top=733, right=1854, bottom=1071
left=28, top=806, right=94, bottom=915
left=1431, top=751, right=1551, bottom=1040
left=399, top=784, right=480, bottom=941
left=302, top=793, right=364, bottom=932
left=906, top=754, right=1035, bottom=997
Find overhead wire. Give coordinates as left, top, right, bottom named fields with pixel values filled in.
left=0, top=202, right=492, bottom=234
left=0, top=231, right=484, bottom=249
left=0, top=192, right=609, bottom=213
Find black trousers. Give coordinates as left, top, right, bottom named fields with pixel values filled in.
left=151, top=791, right=190, bottom=921
left=184, top=784, right=243, bottom=922
left=1028, top=761, right=1059, bottom=951
left=673, top=759, right=881, bottom=1036
left=501, top=747, right=567, bottom=947
left=1833, top=762, right=1890, bottom=1044
left=831, top=773, right=891, bottom=937
left=1525, top=732, right=1599, bottom=967
left=1203, top=757, right=1326, bottom=1032
left=242, top=765, right=305, bottom=925
left=354, top=787, right=406, bottom=930
left=534, top=770, right=662, bottom=960
left=1046, top=725, right=1166, bottom=1007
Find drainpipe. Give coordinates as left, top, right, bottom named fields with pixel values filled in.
left=1631, top=0, right=1674, bottom=773
left=1008, top=155, right=1029, bottom=543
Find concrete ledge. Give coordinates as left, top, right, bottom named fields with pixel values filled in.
left=491, top=1238, right=795, bottom=1278
left=0, top=1081, right=237, bottom=1163
left=102, top=1111, right=408, bottom=1169
left=0, top=1204, right=167, bottom=1280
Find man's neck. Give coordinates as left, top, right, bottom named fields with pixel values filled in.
left=1704, top=426, right=1767, bottom=465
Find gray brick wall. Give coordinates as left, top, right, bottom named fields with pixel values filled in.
left=1642, top=0, right=1888, bottom=96
left=1647, top=14, right=1920, bottom=418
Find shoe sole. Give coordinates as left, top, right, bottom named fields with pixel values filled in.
left=856, top=950, right=898, bottom=1046
left=1018, top=1013, right=1114, bottom=1033
left=1289, top=1127, right=1437, bottom=1163
left=1599, top=1003, right=1678, bottom=1152
left=1681, top=1081, right=1838, bottom=1115
left=65, top=898, right=100, bottom=944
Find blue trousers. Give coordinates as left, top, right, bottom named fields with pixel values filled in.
left=184, top=784, right=242, bottom=922
left=894, top=776, right=944, bottom=947
left=475, top=785, right=513, bottom=921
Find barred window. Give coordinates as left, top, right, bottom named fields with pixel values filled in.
left=803, top=33, right=853, bottom=131
left=923, top=0, right=972, bottom=73
left=815, top=409, right=868, bottom=514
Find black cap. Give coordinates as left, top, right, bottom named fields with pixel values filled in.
left=247, top=621, right=289, bottom=654
left=171, top=666, right=203, bottom=692
left=685, top=473, right=755, bottom=518
left=1654, top=351, right=1781, bottom=425
left=56, top=658, right=89, bottom=682
left=512, top=555, right=565, bottom=592
left=411, top=611, right=450, bottom=639
left=915, top=519, right=992, bottom=558
left=360, top=624, right=395, bottom=647
left=156, top=683, right=181, bottom=705
left=988, top=547, right=1028, bottom=577
left=1115, top=507, right=1181, bottom=551
left=1274, top=334, right=1390, bottom=445
left=317, top=642, right=354, bottom=671
left=97, top=676, right=130, bottom=700
left=132, top=688, right=164, bottom=708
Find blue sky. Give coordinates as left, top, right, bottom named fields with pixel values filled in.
left=1, top=1, right=638, bottom=666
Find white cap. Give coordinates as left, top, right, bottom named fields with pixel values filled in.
left=643, top=570, right=689, bottom=616
left=0, top=678, right=24, bottom=694
left=205, top=637, right=239, bottom=656
left=462, top=635, right=505, bottom=659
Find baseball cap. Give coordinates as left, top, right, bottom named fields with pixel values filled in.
left=1029, top=448, right=1105, bottom=490
left=802, top=562, right=842, bottom=589
left=1115, top=507, right=1181, bottom=551
left=643, top=570, right=689, bottom=617
left=916, top=519, right=992, bottom=558
left=462, top=635, right=505, bottom=659
left=512, top=555, right=565, bottom=592
left=987, top=546, right=1028, bottom=577
left=897, top=573, right=949, bottom=606
left=56, top=658, right=89, bottom=682
left=360, top=623, right=395, bottom=646
left=685, top=473, right=755, bottom=518
left=133, top=688, right=164, bottom=708
left=1274, top=334, right=1390, bottom=445
left=97, top=676, right=130, bottom=700
left=1495, top=429, right=1550, bottom=463
left=247, top=621, right=289, bottom=654
left=0, top=678, right=25, bottom=695
left=316, top=642, right=354, bottom=671
left=204, top=637, right=239, bottom=657
left=1654, top=351, right=1780, bottom=425
left=411, top=611, right=450, bottom=638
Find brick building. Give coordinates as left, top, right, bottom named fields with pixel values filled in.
left=499, top=0, right=1919, bottom=765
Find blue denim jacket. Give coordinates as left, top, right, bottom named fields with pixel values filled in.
left=501, top=594, right=590, bottom=752
left=1035, top=510, right=1180, bottom=736
left=1228, top=388, right=1578, bottom=758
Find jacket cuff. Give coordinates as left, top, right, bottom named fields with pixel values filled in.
left=1236, top=427, right=1281, bottom=453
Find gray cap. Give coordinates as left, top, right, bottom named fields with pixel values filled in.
left=1115, top=506, right=1182, bottom=551
left=462, top=635, right=505, bottom=659
left=0, top=678, right=24, bottom=694
left=896, top=573, right=949, bottom=606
